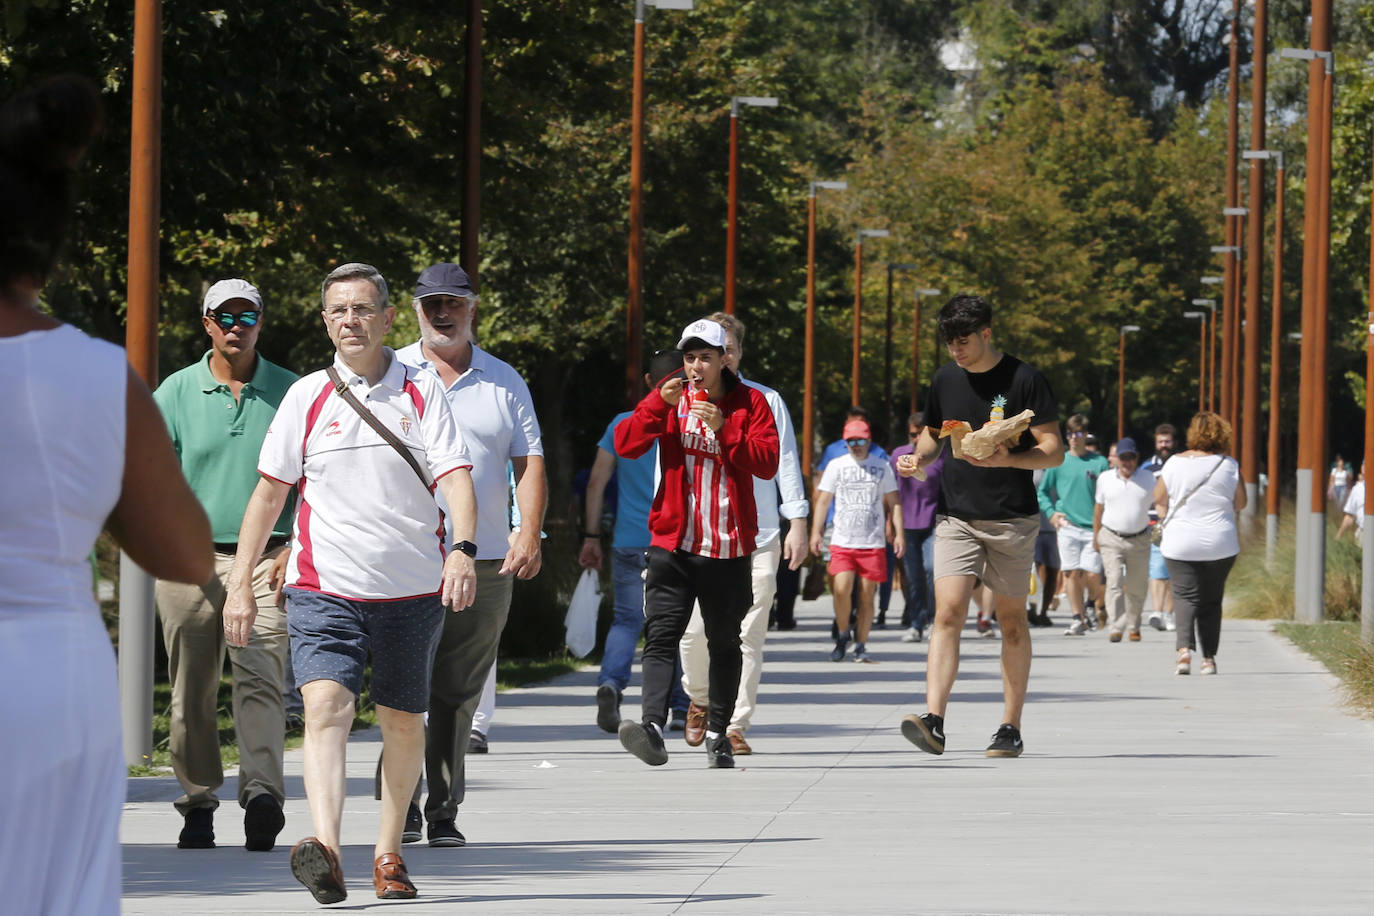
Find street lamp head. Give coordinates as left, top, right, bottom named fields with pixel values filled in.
left=1121, top=325, right=1141, bottom=333
left=1222, top=207, right=1249, bottom=217
left=1191, top=298, right=1217, bottom=306
left=1243, top=148, right=1285, bottom=170
left=914, top=288, right=942, bottom=297
left=858, top=229, right=890, bottom=240
left=733, top=96, right=778, bottom=108
left=810, top=180, right=847, bottom=197
left=1210, top=245, right=1240, bottom=254
left=887, top=262, right=919, bottom=272
left=646, top=0, right=694, bottom=8
left=1288, top=331, right=1303, bottom=340
left=1184, top=311, right=1206, bottom=319
left=1278, top=47, right=1334, bottom=73
left=1200, top=276, right=1223, bottom=285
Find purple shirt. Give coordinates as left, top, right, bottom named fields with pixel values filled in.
left=891, top=444, right=943, bottom=531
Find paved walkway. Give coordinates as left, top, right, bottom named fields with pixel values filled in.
left=120, top=597, right=1374, bottom=914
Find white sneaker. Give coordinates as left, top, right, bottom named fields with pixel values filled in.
left=1164, top=612, right=1177, bottom=632
left=1064, top=617, right=1087, bottom=636
left=900, top=627, right=924, bottom=643
left=1147, top=611, right=1165, bottom=631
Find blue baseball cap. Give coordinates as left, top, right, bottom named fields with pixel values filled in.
left=1115, top=437, right=1139, bottom=458
left=413, top=262, right=475, bottom=300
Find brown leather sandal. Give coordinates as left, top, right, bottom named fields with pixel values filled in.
left=290, top=837, right=347, bottom=904
left=373, top=852, right=418, bottom=899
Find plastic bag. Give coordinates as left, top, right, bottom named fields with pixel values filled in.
left=564, top=568, right=600, bottom=658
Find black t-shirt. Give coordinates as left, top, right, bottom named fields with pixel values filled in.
left=923, top=353, right=1059, bottom=520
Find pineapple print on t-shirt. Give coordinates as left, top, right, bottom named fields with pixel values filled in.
left=676, top=395, right=744, bottom=559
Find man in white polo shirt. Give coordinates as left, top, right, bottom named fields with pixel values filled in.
left=678, top=312, right=807, bottom=755
left=224, top=262, right=478, bottom=904
left=1092, top=437, right=1155, bottom=642
left=396, top=262, right=546, bottom=848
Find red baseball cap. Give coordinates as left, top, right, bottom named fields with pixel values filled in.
left=842, top=419, right=871, bottom=440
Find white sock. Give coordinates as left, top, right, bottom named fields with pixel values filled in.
left=705, top=730, right=720, bottom=742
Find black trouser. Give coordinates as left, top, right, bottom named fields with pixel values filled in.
left=1164, top=555, right=1236, bottom=658
left=772, top=559, right=800, bottom=628
left=641, top=547, right=752, bottom=734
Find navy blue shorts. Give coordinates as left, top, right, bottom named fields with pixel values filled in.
left=285, top=589, right=445, bottom=714
left=1034, top=529, right=1060, bottom=568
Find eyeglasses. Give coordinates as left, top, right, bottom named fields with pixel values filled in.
left=324, top=304, right=382, bottom=323
left=845, top=438, right=869, bottom=447
left=908, top=429, right=921, bottom=438
left=209, top=309, right=260, bottom=330
left=1068, top=430, right=1087, bottom=438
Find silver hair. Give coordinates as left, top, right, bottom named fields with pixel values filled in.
left=321, top=262, right=388, bottom=308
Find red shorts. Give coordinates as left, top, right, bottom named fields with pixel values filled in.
left=827, top=546, right=887, bottom=582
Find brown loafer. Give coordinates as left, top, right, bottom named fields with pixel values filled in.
left=684, top=701, right=708, bottom=747
left=289, top=837, right=347, bottom=904
left=727, top=731, right=752, bottom=755
left=373, top=852, right=417, bottom=899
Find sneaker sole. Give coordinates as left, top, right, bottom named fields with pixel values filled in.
left=900, top=715, right=945, bottom=755
left=428, top=835, right=466, bottom=848
left=290, top=840, right=347, bottom=905
left=707, top=754, right=735, bottom=769
left=618, top=721, right=669, bottom=766
left=401, top=830, right=423, bottom=844
left=986, top=745, right=1024, bottom=758
left=595, top=685, right=621, bottom=734
left=244, top=799, right=285, bottom=852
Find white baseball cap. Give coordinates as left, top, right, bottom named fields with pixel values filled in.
left=676, top=318, right=726, bottom=351
left=202, top=278, right=263, bottom=315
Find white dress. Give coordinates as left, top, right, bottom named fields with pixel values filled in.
left=0, top=324, right=127, bottom=915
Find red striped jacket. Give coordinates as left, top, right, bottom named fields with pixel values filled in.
left=615, top=373, right=779, bottom=558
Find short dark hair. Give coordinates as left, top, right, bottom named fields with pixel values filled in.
left=937, top=294, right=992, bottom=343
left=846, top=406, right=869, bottom=420
left=1065, top=413, right=1090, bottom=434
left=647, top=348, right=682, bottom=382
left=1154, top=423, right=1178, bottom=440
left=0, top=76, right=104, bottom=292
left=679, top=337, right=723, bottom=355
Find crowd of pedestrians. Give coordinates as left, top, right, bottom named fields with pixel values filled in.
left=2, top=76, right=1267, bottom=913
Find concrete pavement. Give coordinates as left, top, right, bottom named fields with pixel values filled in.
left=120, top=597, right=1374, bottom=914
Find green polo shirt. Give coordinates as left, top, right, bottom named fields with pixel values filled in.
left=154, top=351, right=298, bottom=543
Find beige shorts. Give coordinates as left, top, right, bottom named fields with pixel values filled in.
left=933, top=514, right=1040, bottom=597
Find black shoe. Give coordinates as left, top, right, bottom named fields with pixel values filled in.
left=900, top=713, right=946, bottom=756
left=177, top=806, right=215, bottom=849
left=467, top=729, right=488, bottom=754
left=618, top=720, right=669, bottom=766
left=986, top=723, right=1024, bottom=758
left=874, top=611, right=887, bottom=629
left=706, top=734, right=735, bottom=769
left=243, top=794, right=284, bottom=852
left=668, top=708, right=687, bottom=732
left=401, top=803, right=423, bottom=844
left=776, top=619, right=797, bottom=631
left=830, top=621, right=840, bottom=640
left=830, top=630, right=851, bottom=662
left=427, top=818, right=466, bottom=847
left=595, top=683, right=622, bottom=733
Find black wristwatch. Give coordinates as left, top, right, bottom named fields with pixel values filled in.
left=454, top=539, right=478, bottom=558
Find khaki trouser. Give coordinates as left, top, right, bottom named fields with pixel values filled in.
left=1097, top=527, right=1150, bottom=636
left=156, top=549, right=288, bottom=814
left=679, top=539, right=781, bottom=736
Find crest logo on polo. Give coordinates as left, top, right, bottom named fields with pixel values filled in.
left=399, top=417, right=411, bottom=436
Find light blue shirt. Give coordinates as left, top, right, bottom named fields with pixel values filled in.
left=598, top=411, right=656, bottom=549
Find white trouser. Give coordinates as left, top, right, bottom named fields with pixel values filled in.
left=679, top=539, right=782, bottom=735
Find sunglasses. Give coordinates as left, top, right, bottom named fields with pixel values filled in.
left=845, top=438, right=869, bottom=447
left=209, top=309, right=260, bottom=330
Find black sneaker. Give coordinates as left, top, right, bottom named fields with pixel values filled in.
left=986, top=723, right=1024, bottom=758
left=177, top=806, right=215, bottom=849
left=401, top=803, right=423, bottom=844
left=830, top=630, right=851, bottom=662
left=706, top=734, right=735, bottom=769
left=618, top=719, right=669, bottom=766
left=467, top=729, right=488, bottom=754
left=427, top=818, right=466, bottom=847
left=595, top=683, right=622, bottom=733
left=243, top=794, right=284, bottom=852
left=900, top=713, right=946, bottom=755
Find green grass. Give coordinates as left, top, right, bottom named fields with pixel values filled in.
left=129, top=654, right=585, bottom=777
left=1226, top=502, right=1362, bottom=621
left=1275, top=621, right=1374, bottom=716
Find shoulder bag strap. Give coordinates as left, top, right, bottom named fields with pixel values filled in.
left=326, top=366, right=432, bottom=492
left=1160, top=456, right=1227, bottom=531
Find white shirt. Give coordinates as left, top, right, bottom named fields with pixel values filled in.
left=1094, top=465, right=1155, bottom=535
left=742, top=376, right=809, bottom=548
left=818, top=452, right=897, bottom=550
left=1159, top=454, right=1240, bottom=561
left=397, top=341, right=543, bottom=559
left=1, top=325, right=125, bottom=620
left=259, top=350, right=470, bottom=600
left=1344, top=480, right=1365, bottom=532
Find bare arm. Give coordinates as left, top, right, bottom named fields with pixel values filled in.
left=223, top=476, right=291, bottom=647
left=1233, top=475, right=1247, bottom=513
left=782, top=517, right=810, bottom=571
left=1092, top=503, right=1104, bottom=552
left=579, top=447, right=615, bottom=570
left=809, top=490, right=834, bottom=556
left=1153, top=477, right=1169, bottom=519
left=437, top=467, right=478, bottom=610
left=106, top=366, right=213, bottom=584
left=885, top=492, right=905, bottom=559
left=502, top=455, right=547, bottom=579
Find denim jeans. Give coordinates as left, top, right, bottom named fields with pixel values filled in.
left=598, top=547, right=687, bottom=711
left=901, top=527, right=936, bottom=630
